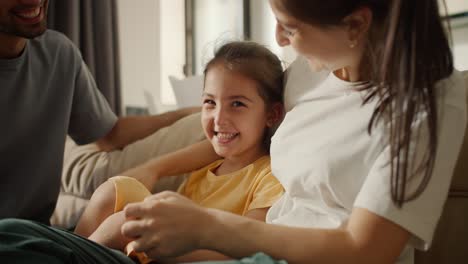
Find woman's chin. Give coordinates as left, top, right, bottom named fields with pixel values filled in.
left=306, top=59, right=326, bottom=72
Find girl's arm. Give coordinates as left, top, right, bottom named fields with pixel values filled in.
left=75, top=180, right=117, bottom=239
left=75, top=140, right=218, bottom=249
left=87, top=211, right=131, bottom=250
left=121, top=139, right=219, bottom=190
left=122, top=192, right=410, bottom=264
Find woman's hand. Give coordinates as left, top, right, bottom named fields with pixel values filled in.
left=121, top=191, right=216, bottom=259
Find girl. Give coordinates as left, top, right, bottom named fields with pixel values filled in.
left=119, top=1, right=467, bottom=264
left=74, top=41, right=285, bottom=263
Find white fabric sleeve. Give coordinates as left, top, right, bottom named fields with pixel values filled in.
left=354, top=102, right=466, bottom=250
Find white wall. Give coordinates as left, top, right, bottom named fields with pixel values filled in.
left=160, top=0, right=185, bottom=106
left=117, top=0, right=160, bottom=110
left=452, top=18, right=468, bottom=71
left=444, top=0, right=468, bottom=15
left=193, top=0, right=245, bottom=74
left=249, top=1, right=297, bottom=67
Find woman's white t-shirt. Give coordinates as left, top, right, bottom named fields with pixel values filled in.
left=266, top=57, right=467, bottom=264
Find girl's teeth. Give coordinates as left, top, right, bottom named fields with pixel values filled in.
left=216, top=133, right=237, bottom=140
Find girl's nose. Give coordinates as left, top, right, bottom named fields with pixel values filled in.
left=275, top=23, right=291, bottom=47
left=214, top=108, right=229, bottom=126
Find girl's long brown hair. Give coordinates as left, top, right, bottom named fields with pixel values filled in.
left=276, top=0, right=453, bottom=206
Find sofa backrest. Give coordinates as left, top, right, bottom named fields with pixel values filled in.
left=415, top=70, right=468, bottom=263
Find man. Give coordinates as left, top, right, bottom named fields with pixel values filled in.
left=0, top=0, right=198, bottom=224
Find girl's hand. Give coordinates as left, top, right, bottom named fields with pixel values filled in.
left=121, top=191, right=215, bottom=259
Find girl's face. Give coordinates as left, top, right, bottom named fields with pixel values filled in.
left=202, top=64, right=272, bottom=162
left=269, top=0, right=362, bottom=73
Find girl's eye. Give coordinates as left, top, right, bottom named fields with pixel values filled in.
left=203, top=99, right=215, bottom=105
left=232, top=101, right=246, bottom=107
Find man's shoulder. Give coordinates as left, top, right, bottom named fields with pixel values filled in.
left=36, top=29, right=71, bottom=44
left=31, top=30, right=79, bottom=57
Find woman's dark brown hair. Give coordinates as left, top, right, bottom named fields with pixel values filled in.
left=276, top=0, right=453, bottom=206
left=204, top=41, right=285, bottom=150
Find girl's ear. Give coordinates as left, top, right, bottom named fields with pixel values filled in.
left=266, top=102, right=285, bottom=127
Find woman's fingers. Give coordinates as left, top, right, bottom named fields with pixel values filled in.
left=120, top=191, right=214, bottom=258
left=123, top=194, right=163, bottom=219
left=124, top=191, right=187, bottom=217
left=129, top=232, right=162, bottom=253
left=123, top=202, right=145, bottom=219
left=121, top=218, right=145, bottom=239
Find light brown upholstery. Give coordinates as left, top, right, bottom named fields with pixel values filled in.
left=415, top=70, right=468, bottom=263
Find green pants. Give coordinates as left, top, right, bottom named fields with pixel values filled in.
left=0, top=218, right=286, bottom=264
left=0, top=218, right=134, bottom=264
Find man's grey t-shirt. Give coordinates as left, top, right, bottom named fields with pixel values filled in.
left=0, top=30, right=117, bottom=223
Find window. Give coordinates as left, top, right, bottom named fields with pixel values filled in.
left=189, top=0, right=249, bottom=74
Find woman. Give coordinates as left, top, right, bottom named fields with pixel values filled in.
left=120, top=0, right=466, bottom=263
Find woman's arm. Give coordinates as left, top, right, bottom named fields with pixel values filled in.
left=121, top=140, right=219, bottom=190
left=159, top=208, right=270, bottom=263
left=122, top=192, right=409, bottom=264
left=208, top=207, right=410, bottom=264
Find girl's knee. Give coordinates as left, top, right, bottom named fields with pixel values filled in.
left=89, top=180, right=118, bottom=214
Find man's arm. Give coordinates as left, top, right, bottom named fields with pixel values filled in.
left=96, top=107, right=200, bottom=152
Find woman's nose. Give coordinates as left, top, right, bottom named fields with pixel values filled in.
left=276, top=23, right=290, bottom=47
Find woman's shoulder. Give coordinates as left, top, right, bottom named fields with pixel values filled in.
left=283, top=56, right=330, bottom=111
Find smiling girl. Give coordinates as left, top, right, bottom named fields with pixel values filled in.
left=73, top=41, right=285, bottom=263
